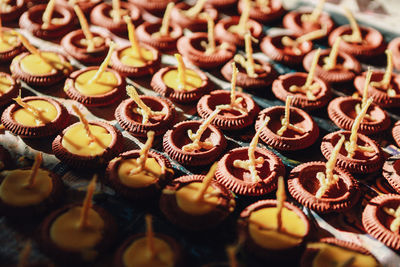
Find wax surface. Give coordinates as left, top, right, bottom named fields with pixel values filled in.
left=50, top=207, right=104, bottom=256
left=20, top=52, right=64, bottom=75
left=0, top=31, right=18, bottom=52
left=0, top=169, right=53, bottom=206
left=309, top=242, right=380, bottom=267
left=118, top=157, right=163, bottom=188
left=61, top=124, right=112, bottom=156
left=13, top=100, right=57, bottom=127
left=122, top=236, right=174, bottom=267
left=120, top=47, right=154, bottom=67
left=162, top=69, right=203, bottom=91
left=248, top=207, right=307, bottom=250
left=175, top=182, right=220, bottom=215
left=0, top=74, right=12, bottom=94
left=75, top=69, right=118, bottom=96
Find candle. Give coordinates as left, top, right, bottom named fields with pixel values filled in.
left=13, top=92, right=46, bottom=125
left=73, top=5, right=95, bottom=52
left=145, top=214, right=156, bottom=259
left=72, top=105, right=96, bottom=143
left=315, top=134, right=345, bottom=198
left=228, top=0, right=250, bottom=35
left=79, top=175, right=97, bottom=229
left=200, top=12, right=216, bottom=55
left=342, top=8, right=362, bottom=43
left=233, top=116, right=270, bottom=182
left=215, top=62, right=247, bottom=115
left=354, top=68, right=373, bottom=119
left=13, top=31, right=56, bottom=70
left=370, top=50, right=396, bottom=96
left=184, top=0, right=207, bottom=18
left=175, top=53, right=187, bottom=91
left=26, top=153, right=43, bottom=189
left=195, top=162, right=218, bottom=201
left=244, top=32, right=256, bottom=78
left=125, top=15, right=143, bottom=61
left=323, top=37, right=341, bottom=70
left=289, top=48, right=321, bottom=100
left=159, top=2, right=174, bottom=37
left=277, top=96, right=305, bottom=136
left=383, top=205, right=400, bottom=233
left=88, top=42, right=116, bottom=84
left=42, top=0, right=56, bottom=30
left=281, top=28, right=327, bottom=55
left=301, top=0, right=325, bottom=22
left=126, top=85, right=166, bottom=124
left=182, top=108, right=221, bottom=152
left=345, top=98, right=374, bottom=158
left=129, top=131, right=155, bottom=175
left=276, top=176, right=286, bottom=232
left=112, top=0, right=121, bottom=23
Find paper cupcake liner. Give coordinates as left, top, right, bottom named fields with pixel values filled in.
left=328, top=25, right=386, bottom=59
left=393, top=121, right=400, bottom=147
left=10, top=52, right=71, bottom=87
left=52, top=121, right=124, bottom=169
left=110, top=44, right=161, bottom=78
left=239, top=0, right=286, bottom=23
left=303, top=49, right=361, bottom=83
left=61, top=30, right=109, bottom=65
left=177, top=34, right=236, bottom=69
left=115, top=96, right=175, bottom=137
left=271, top=73, right=331, bottom=110
left=362, top=194, right=400, bottom=251
left=327, top=97, right=390, bottom=135
left=39, top=204, right=117, bottom=265
left=260, top=36, right=311, bottom=65
left=382, top=156, right=400, bottom=194
left=160, top=174, right=234, bottom=231
left=64, top=67, right=125, bottom=107
left=197, top=90, right=259, bottom=130
left=113, top=233, right=184, bottom=267
left=321, top=131, right=383, bottom=174
left=1, top=96, right=70, bottom=138
left=162, top=120, right=227, bottom=166
left=105, top=150, right=173, bottom=200
left=215, top=147, right=285, bottom=196
left=256, top=107, right=319, bottom=151
left=90, top=2, right=142, bottom=34
left=215, top=17, right=263, bottom=47
left=288, top=161, right=360, bottom=213
left=171, top=3, right=218, bottom=32
left=300, top=237, right=377, bottom=267
left=151, top=66, right=211, bottom=104
left=19, top=5, right=74, bottom=40
left=239, top=199, right=309, bottom=263
left=0, top=168, right=64, bottom=218
left=283, top=10, right=334, bottom=38
left=136, top=22, right=182, bottom=52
